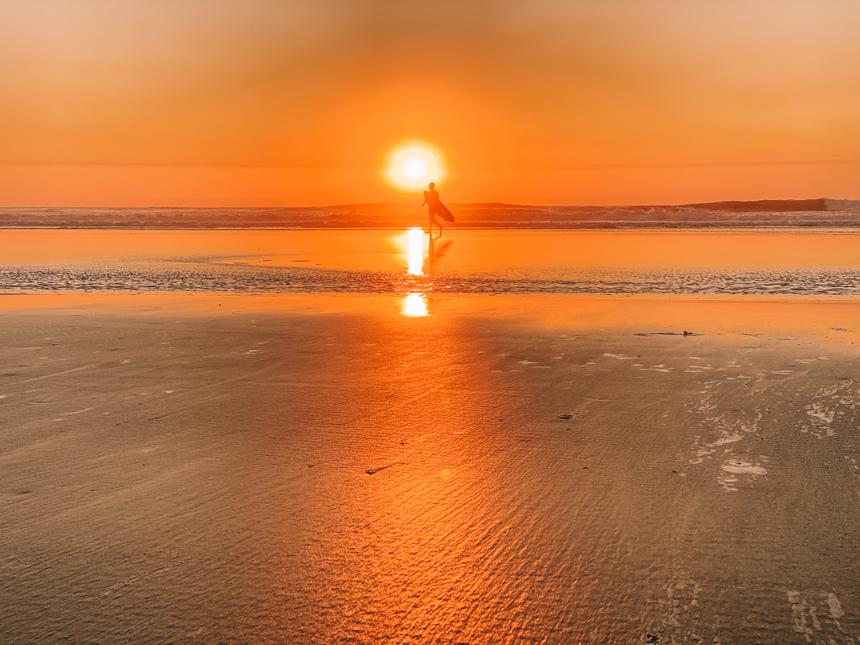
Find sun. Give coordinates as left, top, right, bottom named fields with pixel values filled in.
left=384, top=141, right=447, bottom=191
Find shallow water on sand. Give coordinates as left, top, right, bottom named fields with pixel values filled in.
left=2, top=229, right=859, bottom=296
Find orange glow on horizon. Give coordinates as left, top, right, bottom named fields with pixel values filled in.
left=1, top=2, right=859, bottom=206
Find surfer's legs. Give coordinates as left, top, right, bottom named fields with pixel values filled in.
left=434, top=216, right=444, bottom=239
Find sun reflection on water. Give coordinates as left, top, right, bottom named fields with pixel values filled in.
left=402, top=292, right=429, bottom=317
left=396, top=227, right=431, bottom=316
left=406, top=227, right=425, bottom=276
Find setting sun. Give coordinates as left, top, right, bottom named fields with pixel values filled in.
left=384, top=142, right=447, bottom=191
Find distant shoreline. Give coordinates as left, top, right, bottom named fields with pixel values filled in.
left=2, top=198, right=858, bottom=229
left=2, top=224, right=860, bottom=231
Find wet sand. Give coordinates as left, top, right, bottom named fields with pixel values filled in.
left=3, top=229, right=859, bottom=297
left=0, top=294, right=858, bottom=643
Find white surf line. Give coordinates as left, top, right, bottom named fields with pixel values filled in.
left=8, top=363, right=95, bottom=386
left=63, top=407, right=94, bottom=416
left=603, top=353, right=633, bottom=360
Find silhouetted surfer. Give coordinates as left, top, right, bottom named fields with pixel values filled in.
left=422, top=182, right=454, bottom=239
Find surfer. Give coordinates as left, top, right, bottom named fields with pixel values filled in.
left=422, top=182, right=454, bottom=239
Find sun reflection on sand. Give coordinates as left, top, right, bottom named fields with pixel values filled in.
left=401, top=292, right=429, bottom=317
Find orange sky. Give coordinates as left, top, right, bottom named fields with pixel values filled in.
left=1, top=0, right=858, bottom=206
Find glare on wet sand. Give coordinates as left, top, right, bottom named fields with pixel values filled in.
left=401, top=292, right=429, bottom=317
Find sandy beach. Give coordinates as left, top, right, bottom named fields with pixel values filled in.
left=6, top=0, right=860, bottom=640
left=1, top=293, right=857, bottom=642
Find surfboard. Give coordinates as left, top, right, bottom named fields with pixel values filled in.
left=435, top=203, right=455, bottom=223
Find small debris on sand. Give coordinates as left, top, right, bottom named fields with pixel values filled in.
left=366, top=462, right=404, bottom=475
left=558, top=413, right=575, bottom=420
left=634, top=331, right=702, bottom=337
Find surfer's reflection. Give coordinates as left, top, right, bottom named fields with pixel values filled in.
left=401, top=292, right=429, bottom=317
left=427, top=236, right=452, bottom=272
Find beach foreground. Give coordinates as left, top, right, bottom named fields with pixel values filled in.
left=1, top=294, right=858, bottom=643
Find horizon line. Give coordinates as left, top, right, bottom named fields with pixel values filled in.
left=1, top=197, right=858, bottom=211
left=2, top=158, right=859, bottom=171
